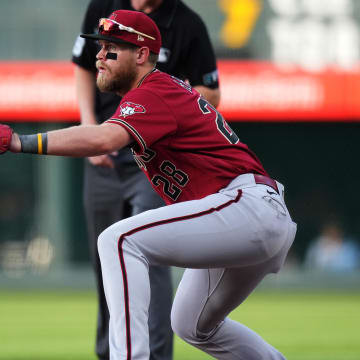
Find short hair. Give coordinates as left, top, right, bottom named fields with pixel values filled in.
left=148, top=52, right=159, bottom=66
left=118, top=43, right=158, bottom=66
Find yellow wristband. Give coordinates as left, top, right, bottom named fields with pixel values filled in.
left=19, top=133, right=48, bottom=154
left=37, top=133, right=43, bottom=154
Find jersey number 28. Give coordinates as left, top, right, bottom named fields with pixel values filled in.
left=152, top=161, right=189, bottom=201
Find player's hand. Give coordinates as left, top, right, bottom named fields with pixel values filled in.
left=87, top=154, right=115, bottom=168
left=0, top=124, right=19, bottom=154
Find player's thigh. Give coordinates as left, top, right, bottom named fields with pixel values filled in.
left=102, top=186, right=291, bottom=268
left=171, top=268, right=210, bottom=339
left=101, top=191, right=244, bottom=267
left=194, top=234, right=293, bottom=334
left=171, top=262, right=273, bottom=337
left=195, top=264, right=271, bottom=333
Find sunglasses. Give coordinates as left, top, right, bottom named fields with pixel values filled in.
left=98, top=18, right=156, bottom=40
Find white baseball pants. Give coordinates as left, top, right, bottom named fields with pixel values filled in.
left=98, top=173, right=297, bottom=360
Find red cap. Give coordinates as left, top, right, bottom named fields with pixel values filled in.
left=81, top=10, right=161, bottom=55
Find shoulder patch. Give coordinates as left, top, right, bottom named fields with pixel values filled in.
left=119, top=102, right=146, bottom=118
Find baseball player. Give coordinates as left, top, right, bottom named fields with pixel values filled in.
left=1, top=10, right=297, bottom=360
left=72, top=1, right=220, bottom=358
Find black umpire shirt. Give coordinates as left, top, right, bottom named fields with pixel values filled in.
left=72, top=0, right=219, bottom=164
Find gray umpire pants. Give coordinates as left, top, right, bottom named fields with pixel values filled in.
left=83, top=157, right=173, bottom=360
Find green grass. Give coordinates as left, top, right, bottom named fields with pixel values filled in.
left=0, top=290, right=359, bottom=360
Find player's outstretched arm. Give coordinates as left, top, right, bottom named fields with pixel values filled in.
left=0, top=123, right=132, bottom=157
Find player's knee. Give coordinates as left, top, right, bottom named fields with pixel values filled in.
left=170, top=303, right=201, bottom=343
left=97, top=228, right=109, bottom=259
left=97, top=226, right=118, bottom=260
left=171, top=302, right=189, bottom=339
left=170, top=311, right=192, bottom=342
left=98, top=224, right=146, bottom=268
left=171, top=316, right=216, bottom=345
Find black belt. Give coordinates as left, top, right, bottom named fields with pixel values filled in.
left=254, top=174, right=279, bottom=194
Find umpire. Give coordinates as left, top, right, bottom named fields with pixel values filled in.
left=71, top=1, right=220, bottom=359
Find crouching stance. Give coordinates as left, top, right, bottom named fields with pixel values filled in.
left=2, top=9, right=296, bottom=360
left=97, top=174, right=295, bottom=359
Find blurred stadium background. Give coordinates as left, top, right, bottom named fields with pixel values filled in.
left=0, top=0, right=360, bottom=359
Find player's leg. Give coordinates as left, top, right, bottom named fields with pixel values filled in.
left=170, top=248, right=292, bottom=359
left=127, top=172, right=173, bottom=360
left=98, top=175, right=296, bottom=359
left=83, top=162, right=127, bottom=360
left=98, top=192, right=241, bottom=359
left=169, top=180, right=296, bottom=359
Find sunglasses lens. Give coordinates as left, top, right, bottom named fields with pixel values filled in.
left=99, top=18, right=114, bottom=32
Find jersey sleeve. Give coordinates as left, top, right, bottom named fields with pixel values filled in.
left=71, top=0, right=102, bottom=72
left=105, top=89, right=177, bottom=152
left=183, top=14, right=219, bottom=89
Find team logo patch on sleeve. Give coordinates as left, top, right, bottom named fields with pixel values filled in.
left=119, top=102, right=146, bottom=118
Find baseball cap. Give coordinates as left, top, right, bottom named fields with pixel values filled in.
left=80, top=10, right=161, bottom=55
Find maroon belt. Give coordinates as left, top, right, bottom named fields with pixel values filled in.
left=253, top=174, right=279, bottom=194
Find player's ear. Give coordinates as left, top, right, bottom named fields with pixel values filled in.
left=136, top=47, right=150, bottom=65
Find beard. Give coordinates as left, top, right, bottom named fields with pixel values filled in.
left=96, top=59, right=137, bottom=95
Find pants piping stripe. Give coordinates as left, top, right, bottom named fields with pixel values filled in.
left=117, top=189, right=242, bottom=359
left=118, top=241, right=132, bottom=360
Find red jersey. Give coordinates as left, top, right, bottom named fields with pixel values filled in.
left=106, top=70, right=268, bottom=205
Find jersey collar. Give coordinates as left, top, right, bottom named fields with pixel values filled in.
left=136, top=68, right=157, bottom=88
left=123, top=0, right=178, bottom=29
